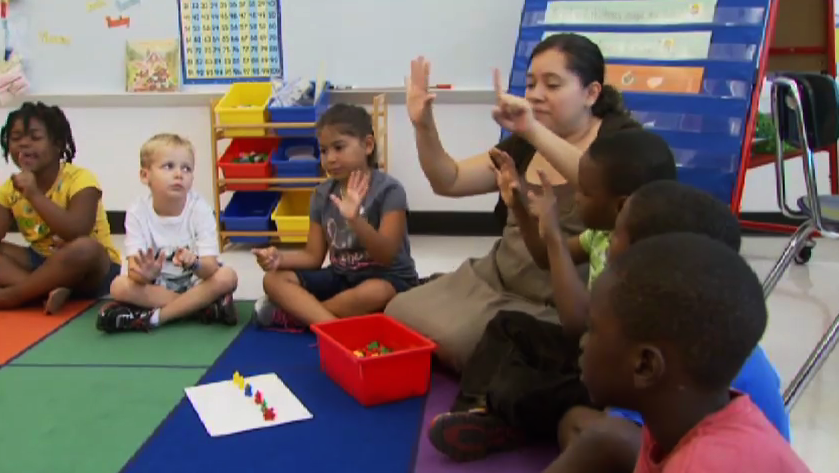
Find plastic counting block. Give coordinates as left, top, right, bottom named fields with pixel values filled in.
left=254, top=391, right=263, bottom=405
left=233, top=371, right=246, bottom=389
left=263, top=407, right=276, bottom=421
left=244, top=384, right=252, bottom=397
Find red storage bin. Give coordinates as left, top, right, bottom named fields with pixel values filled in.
left=311, top=314, right=437, bottom=407
left=218, top=138, right=279, bottom=190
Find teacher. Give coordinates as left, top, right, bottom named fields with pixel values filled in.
left=385, top=33, right=640, bottom=371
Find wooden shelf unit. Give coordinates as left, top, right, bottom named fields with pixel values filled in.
left=209, top=94, right=389, bottom=251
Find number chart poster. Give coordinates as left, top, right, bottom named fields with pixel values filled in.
left=177, top=0, right=282, bottom=84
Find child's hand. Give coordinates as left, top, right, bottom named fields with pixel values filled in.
left=405, top=56, right=437, bottom=127
left=11, top=171, right=38, bottom=198
left=173, top=248, right=198, bottom=269
left=528, top=170, right=562, bottom=240
left=49, top=235, right=66, bottom=251
left=252, top=246, right=282, bottom=271
left=489, top=148, right=520, bottom=207
left=491, top=69, right=537, bottom=137
left=330, top=170, right=370, bottom=220
left=130, top=248, right=165, bottom=283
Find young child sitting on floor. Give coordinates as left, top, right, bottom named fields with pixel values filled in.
left=253, top=104, right=417, bottom=328
left=545, top=180, right=789, bottom=473
left=575, top=233, right=811, bottom=472
left=429, top=129, right=677, bottom=461
left=0, top=102, right=121, bottom=313
left=97, top=133, right=238, bottom=333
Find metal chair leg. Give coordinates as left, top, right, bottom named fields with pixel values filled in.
left=784, top=312, right=839, bottom=409
left=762, top=220, right=817, bottom=299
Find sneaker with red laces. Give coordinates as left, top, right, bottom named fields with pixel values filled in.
left=96, top=302, right=154, bottom=333
left=252, top=296, right=306, bottom=332
left=199, top=292, right=238, bottom=326
left=428, top=409, right=526, bottom=462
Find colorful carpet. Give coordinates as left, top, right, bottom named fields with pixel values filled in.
left=0, top=301, right=558, bottom=473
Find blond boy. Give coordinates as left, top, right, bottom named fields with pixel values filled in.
left=97, top=133, right=238, bottom=332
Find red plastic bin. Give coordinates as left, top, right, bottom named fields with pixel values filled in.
left=218, top=138, right=279, bottom=190
left=311, top=314, right=437, bottom=407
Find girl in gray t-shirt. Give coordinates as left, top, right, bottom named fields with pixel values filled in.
left=253, top=104, right=418, bottom=329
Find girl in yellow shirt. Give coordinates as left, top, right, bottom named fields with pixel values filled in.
left=0, top=102, right=120, bottom=313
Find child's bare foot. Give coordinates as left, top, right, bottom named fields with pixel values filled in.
left=45, top=287, right=72, bottom=314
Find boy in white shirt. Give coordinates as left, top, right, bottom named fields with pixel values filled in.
left=97, top=133, right=238, bottom=333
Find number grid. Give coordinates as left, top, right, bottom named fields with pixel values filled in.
left=178, top=0, right=283, bottom=85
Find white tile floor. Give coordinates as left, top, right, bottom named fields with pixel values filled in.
left=18, top=233, right=838, bottom=472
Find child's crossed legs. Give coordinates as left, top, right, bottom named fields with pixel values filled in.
left=260, top=267, right=409, bottom=326
left=0, top=237, right=118, bottom=312
left=108, top=265, right=238, bottom=325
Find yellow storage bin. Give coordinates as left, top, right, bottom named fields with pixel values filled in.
left=271, top=191, right=313, bottom=243
left=215, top=83, right=272, bottom=137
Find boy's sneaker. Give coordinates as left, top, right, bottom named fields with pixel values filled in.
left=428, top=409, right=525, bottom=462
left=96, top=302, right=153, bottom=333
left=199, top=292, right=238, bottom=326
left=252, top=296, right=305, bottom=331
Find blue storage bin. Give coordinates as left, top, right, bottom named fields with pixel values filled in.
left=266, top=81, right=331, bottom=137
left=220, top=191, right=281, bottom=244
left=272, top=138, right=322, bottom=186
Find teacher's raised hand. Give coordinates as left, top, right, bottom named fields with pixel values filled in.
left=491, top=68, right=537, bottom=137
left=405, top=56, right=437, bottom=128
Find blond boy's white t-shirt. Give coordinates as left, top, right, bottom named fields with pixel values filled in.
left=123, top=191, right=218, bottom=284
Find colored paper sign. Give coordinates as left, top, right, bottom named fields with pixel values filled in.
left=40, top=32, right=71, bottom=46
left=106, top=15, right=130, bottom=28
left=835, top=0, right=839, bottom=75
left=606, top=65, right=704, bottom=93
left=545, top=0, right=718, bottom=26
left=544, top=31, right=712, bottom=61
left=87, top=0, right=107, bottom=12
left=116, top=0, right=141, bottom=12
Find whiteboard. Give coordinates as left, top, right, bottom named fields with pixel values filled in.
left=10, top=0, right=523, bottom=95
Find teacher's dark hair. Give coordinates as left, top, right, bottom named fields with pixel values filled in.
left=531, top=33, right=628, bottom=119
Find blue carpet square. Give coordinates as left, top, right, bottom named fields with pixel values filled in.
left=121, top=326, right=426, bottom=473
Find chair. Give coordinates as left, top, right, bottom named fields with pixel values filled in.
left=762, top=72, right=839, bottom=410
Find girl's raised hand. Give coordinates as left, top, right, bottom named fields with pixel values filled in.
left=252, top=246, right=281, bottom=271
left=405, top=56, right=437, bottom=127
left=491, top=68, right=537, bottom=136
left=330, top=170, right=370, bottom=220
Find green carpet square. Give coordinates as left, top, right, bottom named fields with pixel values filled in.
left=12, top=301, right=252, bottom=366
left=0, top=365, right=205, bottom=473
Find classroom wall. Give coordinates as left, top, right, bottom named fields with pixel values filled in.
left=0, top=92, right=830, bottom=217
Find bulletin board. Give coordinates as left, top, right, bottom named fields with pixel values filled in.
left=8, top=0, right=526, bottom=95
left=8, top=0, right=182, bottom=95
